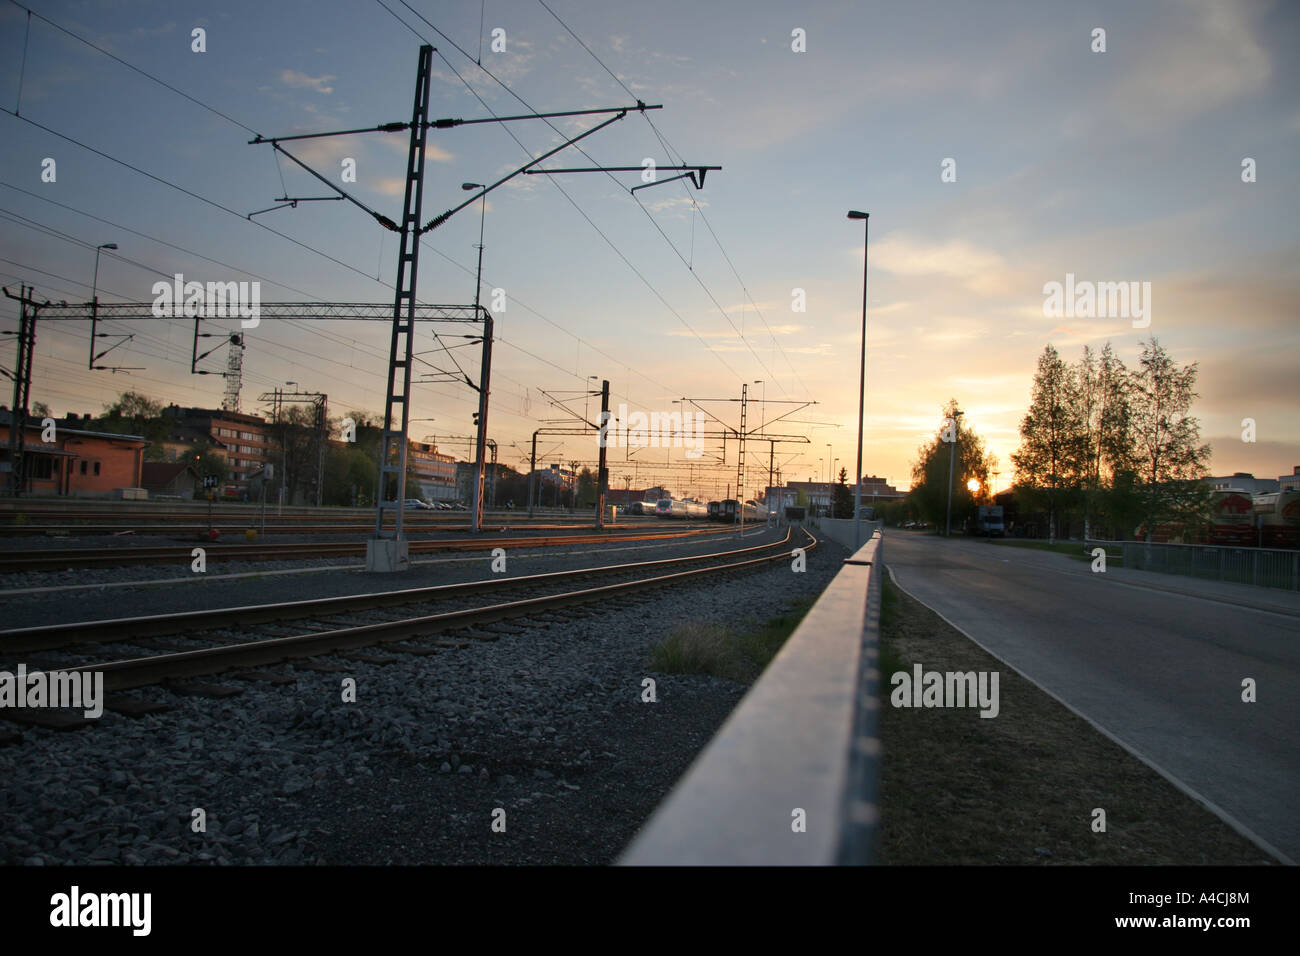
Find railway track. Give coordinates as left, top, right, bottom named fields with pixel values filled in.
left=0, top=527, right=816, bottom=703
left=0, top=512, right=655, bottom=535
left=0, top=525, right=722, bottom=572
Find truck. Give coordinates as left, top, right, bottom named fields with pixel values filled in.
left=972, top=505, right=1005, bottom=537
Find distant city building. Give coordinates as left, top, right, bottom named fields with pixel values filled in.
left=858, top=475, right=904, bottom=500
left=1208, top=472, right=1280, bottom=494
left=409, top=441, right=457, bottom=501
left=771, top=475, right=902, bottom=515
left=1280, top=466, right=1300, bottom=492
left=162, top=405, right=273, bottom=491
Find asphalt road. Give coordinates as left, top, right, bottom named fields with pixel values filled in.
left=884, top=531, right=1300, bottom=863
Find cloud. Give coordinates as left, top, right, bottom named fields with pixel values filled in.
left=638, top=194, right=699, bottom=215
left=1088, top=0, right=1270, bottom=134
left=376, top=138, right=455, bottom=163
left=372, top=177, right=407, bottom=197
left=280, top=70, right=335, bottom=94
left=871, top=235, right=1009, bottom=295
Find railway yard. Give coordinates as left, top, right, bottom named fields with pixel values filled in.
left=0, top=0, right=1292, bottom=935
left=0, top=504, right=841, bottom=865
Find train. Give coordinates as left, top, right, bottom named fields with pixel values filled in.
left=1135, top=488, right=1300, bottom=549
left=654, top=497, right=709, bottom=518
left=1252, top=490, right=1300, bottom=549
left=708, top=498, right=770, bottom=522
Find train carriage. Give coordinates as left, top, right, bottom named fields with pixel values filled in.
left=1206, top=489, right=1257, bottom=547
left=1253, top=490, right=1300, bottom=550
left=654, top=497, right=708, bottom=518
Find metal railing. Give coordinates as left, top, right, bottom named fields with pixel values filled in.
left=620, top=529, right=883, bottom=865
left=1087, top=539, right=1300, bottom=591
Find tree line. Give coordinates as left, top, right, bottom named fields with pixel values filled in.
left=1011, top=337, right=1210, bottom=541
left=889, top=337, right=1212, bottom=541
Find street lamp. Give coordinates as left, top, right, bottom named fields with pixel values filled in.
left=847, top=210, right=868, bottom=548
left=945, top=409, right=964, bottom=536
left=89, top=242, right=117, bottom=369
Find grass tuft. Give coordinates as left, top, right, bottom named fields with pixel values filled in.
left=649, top=597, right=815, bottom=683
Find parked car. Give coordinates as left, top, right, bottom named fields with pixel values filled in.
left=404, top=499, right=432, bottom=510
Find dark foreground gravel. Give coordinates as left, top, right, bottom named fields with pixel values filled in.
left=0, top=529, right=847, bottom=865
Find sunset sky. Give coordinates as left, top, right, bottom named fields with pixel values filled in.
left=1, top=0, right=1296, bottom=498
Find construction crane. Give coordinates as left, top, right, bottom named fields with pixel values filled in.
left=222, top=333, right=244, bottom=413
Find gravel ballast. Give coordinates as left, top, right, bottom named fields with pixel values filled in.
left=0, top=528, right=846, bottom=865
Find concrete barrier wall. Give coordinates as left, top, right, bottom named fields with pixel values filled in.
left=811, top=517, right=880, bottom=552
left=620, top=529, right=883, bottom=865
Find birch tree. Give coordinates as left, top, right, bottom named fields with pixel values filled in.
left=1127, top=338, right=1211, bottom=541
left=1011, top=345, right=1080, bottom=541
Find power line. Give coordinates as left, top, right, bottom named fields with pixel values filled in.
left=377, top=0, right=746, bottom=382
left=5, top=1, right=668, bottom=419
left=6, top=0, right=691, bottom=419
left=534, top=0, right=814, bottom=400
left=429, top=0, right=788, bottom=393
left=1, top=5, right=730, bottom=445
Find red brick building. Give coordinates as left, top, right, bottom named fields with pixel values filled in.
left=1, top=411, right=146, bottom=497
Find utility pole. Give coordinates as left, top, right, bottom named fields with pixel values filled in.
left=2, top=285, right=47, bottom=498
left=737, top=383, right=747, bottom=536
left=596, top=379, right=610, bottom=529
left=470, top=313, right=492, bottom=535
left=768, top=439, right=775, bottom=515
left=528, top=429, right=539, bottom=517
left=370, top=44, right=434, bottom=571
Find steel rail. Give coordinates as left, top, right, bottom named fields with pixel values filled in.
left=55, top=529, right=817, bottom=691
left=0, top=526, right=721, bottom=572
left=2, top=529, right=795, bottom=652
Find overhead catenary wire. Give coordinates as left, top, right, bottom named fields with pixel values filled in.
left=0, top=0, right=687, bottom=413
left=377, top=0, right=749, bottom=384
left=0, top=3, right=748, bottom=464
left=534, top=0, right=814, bottom=401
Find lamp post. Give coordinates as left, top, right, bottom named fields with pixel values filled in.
left=847, top=210, right=868, bottom=549
left=90, top=242, right=117, bottom=369
left=945, top=408, right=964, bottom=537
